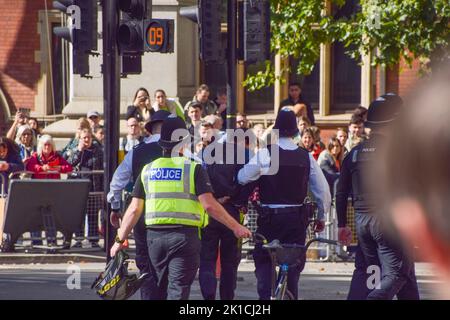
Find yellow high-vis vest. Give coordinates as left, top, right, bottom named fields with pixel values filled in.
left=141, top=157, right=207, bottom=227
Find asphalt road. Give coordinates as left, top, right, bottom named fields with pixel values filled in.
left=0, top=261, right=440, bottom=300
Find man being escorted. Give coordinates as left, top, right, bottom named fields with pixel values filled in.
left=238, top=109, right=331, bottom=300
left=110, top=115, right=251, bottom=300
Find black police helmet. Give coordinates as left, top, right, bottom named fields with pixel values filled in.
left=91, top=251, right=148, bottom=300
left=365, top=94, right=402, bottom=128
left=158, top=114, right=190, bottom=149
left=144, top=110, right=171, bottom=134
left=273, top=107, right=299, bottom=137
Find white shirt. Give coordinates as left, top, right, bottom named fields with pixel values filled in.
left=237, top=137, right=331, bottom=219
left=107, top=134, right=160, bottom=209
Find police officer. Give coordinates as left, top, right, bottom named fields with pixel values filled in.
left=238, top=108, right=331, bottom=300
left=198, top=129, right=255, bottom=300
left=110, top=115, right=252, bottom=300
left=336, top=95, right=419, bottom=300
left=107, top=110, right=171, bottom=300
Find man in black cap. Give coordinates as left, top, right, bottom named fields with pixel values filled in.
left=336, top=94, right=419, bottom=300
left=107, top=110, right=170, bottom=300
left=238, top=107, right=331, bottom=300
left=110, top=115, right=252, bottom=300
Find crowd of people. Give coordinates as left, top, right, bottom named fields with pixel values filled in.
left=4, top=78, right=443, bottom=301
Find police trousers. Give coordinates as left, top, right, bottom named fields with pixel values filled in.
left=199, top=204, right=242, bottom=300
left=133, top=214, right=158, bottom=300
left=146, top=227, right=201, bottom=300
left=252, top=207, right=308, bottom=300
left=355, top=213, right=419, bottom=300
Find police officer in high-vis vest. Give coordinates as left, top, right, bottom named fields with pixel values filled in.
left=238, top=108, right=331, bottom=300
left=110, top=115, right=252, bottom=300
left=107, top=110, right=170, bottom=300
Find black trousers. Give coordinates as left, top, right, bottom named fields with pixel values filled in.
left=252, top=208, right=308, bottom=300
left=133, top=214, right=158, bottom=300
left=146, top=227, right=201, bottom=300
left=199, top=204, right=242, bottom=300
left=355, top=213, right=419, bottom=300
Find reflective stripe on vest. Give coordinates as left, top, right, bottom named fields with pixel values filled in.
left=141, top=157, right=206, bottom=227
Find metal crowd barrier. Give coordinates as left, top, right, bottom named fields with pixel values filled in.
left=241, top=197, right=341, bottom=262
left=4, top=170, right=105, bottom=251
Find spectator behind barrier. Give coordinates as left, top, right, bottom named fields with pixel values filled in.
left=120, top=117, right=143, bottom=153
left=184, top=84, right=218, bottom=117
left=28, top=117, right=42, bottom=141
left=26, top=134, right=73, bottom=246
left=152, top=89, right=185, bottom=120
left=300, top=127, right=314, bottom=153
left=66, top=128, right=104, bottom=248
left=345, top=115, right=366, bottom=151
left=317, top=136, right=343, bottom=194
left=94, top=125, right=105, bottom=146
left=126, top=87, right=153, bottom=123
left=0, top=137, right=24, bottom=194
left=26, top=135, right=73, bottom=179
left=6, top=110, right=29, bottom=141
left=87, top=110, right=102, bottom=131
left=187, top=102, right=203, bottom=136
left=297, top=116, right=311, bottom=135
left=61, top=117, right=91, bottom=159
left=336, top=127, right=349, bottom=156
left=14, top=125, right=36, bottom=166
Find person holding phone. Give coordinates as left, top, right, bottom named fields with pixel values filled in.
left=6, top=108, right=30, bottom=141
left=126, top=87, right=154, bottom=123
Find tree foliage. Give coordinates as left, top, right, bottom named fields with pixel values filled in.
left=244, top=0, right=450, bottom=91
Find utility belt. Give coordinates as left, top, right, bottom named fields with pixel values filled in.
left=259, top=206, right=303, bottom=215
left=258, top=201, right=316, bottom=219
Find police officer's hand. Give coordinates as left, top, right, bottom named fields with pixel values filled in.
left=110, top=210, right=122, bottom=228
left=110, top=242, right=123, bottom=257
left=338, top=227, right=352, bottom=246
left=313, top=219, right=325, bottom=233
left=233, top=225, right=252, bottom=239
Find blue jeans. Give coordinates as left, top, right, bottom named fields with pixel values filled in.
left=355, top=213, right=419, bottom=300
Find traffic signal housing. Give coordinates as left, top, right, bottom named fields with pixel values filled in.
left=242, top=0, right=270, bottom=64
left=180, top=0, right=224, bottom=62
left=53, top=0, right=98, bottom=76
left=117, top=0, right=150, bottom=55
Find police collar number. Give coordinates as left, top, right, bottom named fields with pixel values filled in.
left=150, top=168, right=182, bottom=181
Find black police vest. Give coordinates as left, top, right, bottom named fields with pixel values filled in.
left=349, top=135, right=382, bottom=212
left=259, top=145, right=310, bottom=205
left=131, top=141, right=163, bottom=183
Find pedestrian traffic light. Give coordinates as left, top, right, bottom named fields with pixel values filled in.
left=180, top=0, right=224, bottom=62
left=117, top=0, right=150, bottom=55
left=53, top=0, right=98, bottom=76
left=242, top=0, right=270, bottom=64
left=144, top=19, right=174, bottom=53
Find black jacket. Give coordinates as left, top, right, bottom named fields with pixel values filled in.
left=336, top=134, right=384, bottom=227
left=66, top=143, right=104, bottom=191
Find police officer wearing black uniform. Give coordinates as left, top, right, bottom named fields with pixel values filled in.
left=198, top=130, right=255, bottom=300
left=238, top=108, right=331, bottom=300
left=336, top=95, right=420, bottom=300
left=108, top=110, right=171, bottom=300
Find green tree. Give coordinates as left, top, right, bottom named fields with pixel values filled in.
left=244, top=0, right=450, bottom=91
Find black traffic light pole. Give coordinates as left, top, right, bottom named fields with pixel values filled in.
left=102, top=0, right=120, bottom=262
left=226, top=0, right=237, bottom=130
